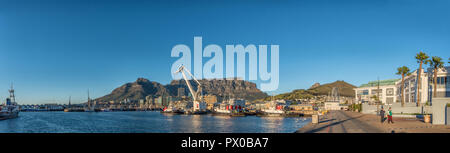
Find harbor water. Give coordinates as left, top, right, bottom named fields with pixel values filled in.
left=0, top=111, right=310, bottom=133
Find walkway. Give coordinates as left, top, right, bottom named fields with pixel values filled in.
left=296, top=110, right=450, bottom=133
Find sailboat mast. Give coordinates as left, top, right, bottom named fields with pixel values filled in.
left=88, top=89, right=90, bottom=110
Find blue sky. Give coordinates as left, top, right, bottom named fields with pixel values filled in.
left=0, top=0, right=449, bottom=104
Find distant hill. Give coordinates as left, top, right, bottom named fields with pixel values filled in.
left=265, top=80, right=356, bottom=101
left=308, top=80, right=356, bottom=97
left=95, top=78, right=268, bottom=102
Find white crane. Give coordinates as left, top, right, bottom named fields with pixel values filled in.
left=174, top=65, right=205, bottom=112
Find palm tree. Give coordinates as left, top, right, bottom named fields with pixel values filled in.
left=396, top=66, right=410, bottom=107
left=428, top=56, right=444, bottom=98
left=415, top=51, right=429, bottom=107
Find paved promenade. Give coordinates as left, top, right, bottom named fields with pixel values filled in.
left=296, top=110, right=450, bottom=133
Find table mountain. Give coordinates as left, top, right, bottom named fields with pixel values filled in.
left=95, top=78, right=268, bottom=102
left=166, top=78, right=268, bottom=101
left=95, top=78, right=168, bottom=102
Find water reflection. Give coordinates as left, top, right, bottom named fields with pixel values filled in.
left=213, top=115, right=232, bottom=132
left=190, top=115, right=202, bottom=133
left=0, top=112, right=309, bottom=133
left=262, top=117, right=284, bottom=133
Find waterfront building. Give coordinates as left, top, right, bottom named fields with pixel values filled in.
left=354, top=79, right=399, bottom=104
left=324, top=101, right=341, bottom=110
left=426, top=66, right=450, bottom=103
left=394, top=69, right=428, bottom=104
left=394, top=67, right=450, bottom=105
left=224, top=99, right=244, bottom=107
left=275, top=99, right=293, bottom=106
left=177, top=87, right=185, bottom=97
left=289, top=104, right=313, bottom=111
left=356, top=66, right=450, bottom=105
left=203, top=94, right=218, bottom=110
left=253, top=102, right=266, bottom=110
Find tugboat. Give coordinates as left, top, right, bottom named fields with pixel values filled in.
left=161, top=102, right=185, bottom=114
left=0, top=85, right=19, bottom=120
left=213, top=98, right=246, bottom=116
left=260, top=101, right=285, bottom=117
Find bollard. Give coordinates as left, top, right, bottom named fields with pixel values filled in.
left=424, top=114, right=431, bottom=123
left=312, top=115, right=319, bottom=124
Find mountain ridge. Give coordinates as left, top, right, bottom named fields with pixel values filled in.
left=95, top=78, right=268, bottom=102
left=264, top=80, right=356, bottom=101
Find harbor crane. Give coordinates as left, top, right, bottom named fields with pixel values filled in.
left=174, top=65, right=206, bottom=112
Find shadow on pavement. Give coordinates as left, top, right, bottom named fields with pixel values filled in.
left=303, top=115, right=364, bottom=133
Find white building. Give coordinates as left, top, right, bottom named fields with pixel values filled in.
left=354, top=79, right=399, bottom=104
left=395, top=69, right=428, bottom=105
left=355, top=66, right=450, bottom=105
left=394, top=67, right=450, bottom=105
left=426, top=66, right=450, bottom=102
left=324, top=101, right=340, bottom=110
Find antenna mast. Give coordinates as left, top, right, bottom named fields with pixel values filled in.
left=9, top=83, right=16, bottom=104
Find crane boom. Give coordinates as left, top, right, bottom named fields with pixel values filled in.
left=175, top=65, right=202, bottom=102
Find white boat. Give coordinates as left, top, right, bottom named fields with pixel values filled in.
left=214, top=107, right=231, bottom=114
left=261, top=101, right=285, bottom=115
left=262, top=109, right=284, bottom=114
left=162, top=103, right=185, bottom=114
left=0, top=103, right=19, bottom=120
left=100, top=108, right=111, bottom=112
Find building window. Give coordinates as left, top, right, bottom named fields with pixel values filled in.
left=386, top=88, right=394, bottom=96
left=362, top=90, right=368, bottom=95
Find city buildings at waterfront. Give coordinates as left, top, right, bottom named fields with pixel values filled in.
left=427, top=66, right=450, bottom=99
left=394, top=69, right=428, bottom=104
left=355, top=66, right=450, bottom=105
left=354, top=79, right=399, bottom=104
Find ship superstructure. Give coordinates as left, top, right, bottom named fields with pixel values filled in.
left=0, top=84, right=19, bottom=120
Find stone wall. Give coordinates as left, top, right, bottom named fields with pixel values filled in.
left=431, top=98, right=450, bottom=125
left=362, top=103, right=431, bottom=115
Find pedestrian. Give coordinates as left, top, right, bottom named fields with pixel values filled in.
left=387, top=107, right=394, bottom=124
left=380, top=107, right=385, bottom=123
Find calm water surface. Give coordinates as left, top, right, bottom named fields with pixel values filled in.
left=0, top=111, right=310, bottom=133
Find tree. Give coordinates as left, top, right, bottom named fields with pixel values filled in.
left=428, top=56, right=444, bottom=98
left=396, top=66, right=411, bottom=107
left=370, top=95, right=379, bottom=103
left=415, top=51, right=429, bottom=107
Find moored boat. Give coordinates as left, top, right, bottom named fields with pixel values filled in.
left=0, top=85, right=19, bottom=120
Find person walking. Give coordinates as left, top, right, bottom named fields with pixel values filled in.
left=387, top=107, right=394, bottom=124
left=380, top=107, right=385, bottom=123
